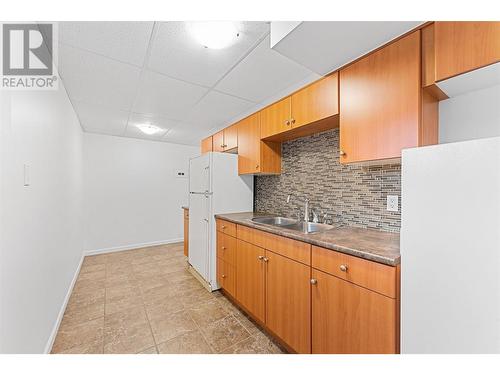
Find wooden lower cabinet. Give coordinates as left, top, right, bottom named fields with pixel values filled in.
left=311, top=269, right=398, bottom=354
left=217, top=257, right=236, bottom=297
left=183, top=208, right=189, bottom=257
left=216, top=220, right=399, bottom=354
left=235, top=239, right=266, bottom=323
left=265, top=250, right=311, bottom=354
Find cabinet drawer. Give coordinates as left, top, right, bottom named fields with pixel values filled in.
left=312, top=246, right=396, bottom=298
left=217, top=258, right=236, bottom=297
left=216, top=219, right=236, bottom=237
left=237, top=225, right=311, bottom=265
left=217, top=232, right=236, bottom=265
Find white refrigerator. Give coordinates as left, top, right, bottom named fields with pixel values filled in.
left=188, top=152, right=253, bottom=291
left=401, top=137, right=500, bottom=353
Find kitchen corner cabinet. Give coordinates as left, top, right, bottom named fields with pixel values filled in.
left=200, top=136, right=213, bottom=153
left=339, top=30, right=437, bottom=164
left=213, top=124, right=238, bottom=153
left=237, top=112, right=281, bottom=175
left=260, top=74, right=339, bottom=142
left=434, top=21, right=500, bottom=82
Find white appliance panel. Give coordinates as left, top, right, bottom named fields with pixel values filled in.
left=189, top=153, right=211, bottom=193
left=401, top=137, right=500, bottom=353
left=188, top=193, right=211, bottom=280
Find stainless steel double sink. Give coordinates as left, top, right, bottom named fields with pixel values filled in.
left=251, top=216, right=337, bottom=234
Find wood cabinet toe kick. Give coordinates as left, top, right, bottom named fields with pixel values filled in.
left=215, top=218, right=400, bottom=354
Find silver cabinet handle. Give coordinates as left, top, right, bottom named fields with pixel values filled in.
left=221, top=246, right=226, bottom=250
left=263, top=257, right=269, bottom=263
left=284, top=120, right=290, bottom=126
left=221, top=225, right=226, bottom=229
left=310, top=279, right=318, bottom=285
left=340, top=264, right=348, bottom=272
left=222, top=274, right=226, bottom=278
left=291, top=118, right=296, bottom=125
left=257, top=255, right=264, bottom=260
left=339, top=150, right=346, bottom=156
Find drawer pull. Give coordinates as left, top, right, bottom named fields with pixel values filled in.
left=221, top=246, right=226, bottom=250
left=263, top=257, right=269, bottom=263
left=221, top=225, right=226, bottom=229
left=222, top=274, right=226, bottom=278
left=310, top=278, right=318, bottom=285
left=340, top=264, right=348, bottom=272
left=257, top=255, right=264, bottom=261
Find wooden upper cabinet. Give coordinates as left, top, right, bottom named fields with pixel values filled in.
left=260, top=97, right=292, bottom=139
left=311, top=269, right=398, bottom=354
left=224, top=124, right=238, bottom=151
left=291, top=73, right=338, bottom=129
left=200, top=136, right=213, bottom=153
left=435, top=21, right=500, bottom=82
left=237, top=113, right=261, bottom=174
left=212, top=131, right=224, bottom=152
left=339, top=31, right=421, bottom=164
left=238, top=113, right=281, bottom=175
left=266, top=250, right=311, bottom=354
left=235, top=239, right=266, bottom=323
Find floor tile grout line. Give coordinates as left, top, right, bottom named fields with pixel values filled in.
left=138, top=265, right=161, bottom=355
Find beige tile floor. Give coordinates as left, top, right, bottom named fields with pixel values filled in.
left=51, top=242, right=285, bottom=354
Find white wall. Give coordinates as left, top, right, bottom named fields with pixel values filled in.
left=439, top=84, right=500, bottom=144
left=0, top=87, right=83, bottom=353
left=83, top=133, right=198, bottom=253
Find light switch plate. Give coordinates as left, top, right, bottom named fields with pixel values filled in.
left=387, top=195, right=399, bottom=212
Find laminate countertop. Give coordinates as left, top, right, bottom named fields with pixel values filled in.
left=214, top=212, right=400, bottom=266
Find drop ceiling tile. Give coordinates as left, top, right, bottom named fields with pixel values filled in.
left=132, top=70, right=208, bottom=120
left=59, top=21, right=154, bottom=67
left=147, top=22, right=269, bottom=87
left=73, top=101, right=129, bottom=135
left=58, top=44, right=141, bottom=112
left=163, top=124, right=207, bottom=146
left=124, top=113, right=175, bottom=140
left=185, top=91, right=255, bottom=130
left=215, top=35, right=314, bottom=102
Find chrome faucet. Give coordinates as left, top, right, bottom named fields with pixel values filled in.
left=304, top=198, right=310, bottom=222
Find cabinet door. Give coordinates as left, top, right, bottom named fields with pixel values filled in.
left=266, top=251, right=311, bottom=353
left=260, top=97, right=291, bottom=139
left=212, top=131, right=224, bottom=152
left=224, top=124, right=238, bottom=151
left=339, top=31, right=420, bottom=163
left=291, top=73, right=338, bottom=129
left=311, top=269, right=397, bottom=354
left=237, top=113, right=261, bottom=174
left=200, top=136, right=212, bottom=153
left=217, top=258, right=236, bottom=298
left=236, top=239, right=266, bottom=322
left=435, top=21, right=500, bottom=82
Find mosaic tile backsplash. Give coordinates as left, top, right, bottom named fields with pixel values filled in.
left=254, top=129, right=402, bottom=232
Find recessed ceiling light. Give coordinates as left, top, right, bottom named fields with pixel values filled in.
left=189, top=22, right=239, bottom=49
left=136, top=123, right=162, bottom=135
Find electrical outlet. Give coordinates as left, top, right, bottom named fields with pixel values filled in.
left=386, top=195, right=399, bottom=212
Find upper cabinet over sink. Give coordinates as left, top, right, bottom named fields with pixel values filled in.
left=339, top=31, right=434, bottom=164
left=261, top=73, right=339, bottom=142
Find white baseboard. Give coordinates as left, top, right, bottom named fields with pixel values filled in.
left=83, top=238, right=184, bottom=256
left=44, top=254, right=84, bottom=354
